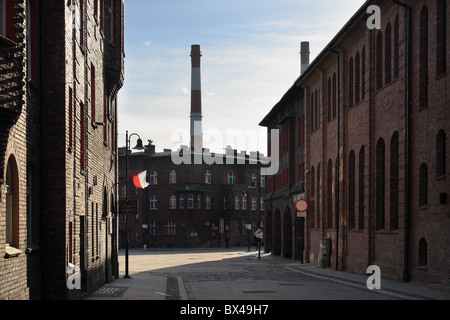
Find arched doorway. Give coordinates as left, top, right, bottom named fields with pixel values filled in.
left=283, top=207, right=293, bottom=258
left=274, top=209, right=281, bottom=256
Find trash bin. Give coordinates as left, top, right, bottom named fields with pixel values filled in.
left=319, top=238, right=331, bottom=268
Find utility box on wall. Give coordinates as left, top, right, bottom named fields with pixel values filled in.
left=319, top=238, right=331, bottom=268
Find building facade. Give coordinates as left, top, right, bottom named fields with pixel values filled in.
left=0, top=0, right=125, bottom=300
left=119, top=143, right=266, bottom=250
left=261, top=0, right=449, bottom=284
left=259, top=83, right=306, bottom=261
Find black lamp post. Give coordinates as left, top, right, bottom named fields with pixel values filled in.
left=124, top=131, right=146, bottom=278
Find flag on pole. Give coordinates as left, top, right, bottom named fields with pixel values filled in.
left=133, top=170, right=149, bottom=189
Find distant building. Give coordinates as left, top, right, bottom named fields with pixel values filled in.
left=119, top=142, right=266, bottom=249
left=0, top=0, right=125, bottom=300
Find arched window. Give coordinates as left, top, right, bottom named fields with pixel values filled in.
left=310, top=166, right=315, bottom=228
left=376, top=31, right=383, bottom=90
left=317, top=162, right=321, bottom=229
left=5, top=156, right=19, bottom=248
left=394, top=15, right=399, bottom=79
left=390, top=132, right=399, bottom=230
left=436, top=0, right=446, bottom=77
left=436, top=130, right=446, bottom=177
left=361, top=46, right=366, bottom=100
left=418, top=238, right=427, bottom=267
left=349, top=57, right=354, bottom=107
left=327, top=159, right=333, bottom=230
left=355, top=51, right=360, bottom=104
left=327, top=77, right=332, bottom=121
left=348, top=150, right=356, bottom=230
left=332, top=73, right=337, bottom=119
left=419, top=163, right=428, bottom=207
left=169, top=169, right=176, bottom=184
left=358, top=145, right=365, bottom=230
left=315, top=89, right=319, bottom=130
left=419, top=5, right=428, bottom=108
left=376, top=138, right=385, bottom=230
left=385, top=23, right=392, bottom=84
left=310, top=92, right=315, bottom=132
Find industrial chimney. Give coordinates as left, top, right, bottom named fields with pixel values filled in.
left=300, top=41, right=310, bottom=75
left=190, top=44, right=203, bottom=152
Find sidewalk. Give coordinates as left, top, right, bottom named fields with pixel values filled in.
left=86, top=249, right=450, bottom=300
left=285, top=262, right=450, bottom=300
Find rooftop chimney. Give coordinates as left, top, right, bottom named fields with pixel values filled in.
left=300, top=41, right=310, bottom=75
left=190, top=44, right=203, bottom=152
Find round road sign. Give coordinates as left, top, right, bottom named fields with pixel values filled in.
left=295, top=199, right=309, bottom=212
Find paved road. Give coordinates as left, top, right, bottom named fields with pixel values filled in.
left=89, top=247, right=445, bottom=301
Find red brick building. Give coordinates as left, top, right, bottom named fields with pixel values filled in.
left=261, top=0, right=449, bottom=284
left=0, top=0, right=125, bottom=300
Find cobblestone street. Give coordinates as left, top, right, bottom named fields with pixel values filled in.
left=87, top=248, right=450, bottom=301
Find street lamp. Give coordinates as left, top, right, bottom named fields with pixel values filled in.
left=124, top=131, right=146, bottom=278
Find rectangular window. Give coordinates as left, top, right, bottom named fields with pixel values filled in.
left=80, top=102, right=85, bottom=172
left=205, top=196, right=211, bottom=210
left=169, top=195, right=176, bottom=210
left=251, top=197, right=257, bottom=211
left=69, top=87, right=73, bottom=151
left=179, top=195, right=185, bottom=209
left=234, top=196, right=240, bottom=210
left=91, top=63, right=96, bottom=124
left=187, top=194, right=194, bottom=209
left=150, top=196, right=157, bottom=210
left=166, top=221, right=176, bottom=236
left=149, top=221, right=157, bottom=235
left=195, top=194, right=201, bottom=209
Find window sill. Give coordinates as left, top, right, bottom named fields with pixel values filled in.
left=5, top=246, right=22, bottom=259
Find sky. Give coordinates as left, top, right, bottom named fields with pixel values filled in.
left=118, top=0, right=365, bottom=154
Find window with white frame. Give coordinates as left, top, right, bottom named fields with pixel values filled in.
left=169, top=195, right=177, bottom=209
left=150, top=171, right=158, bottom=185
left=228, top=172, right=236, bottom=185
left=179, top=194, right=185, bottom=209
left=251, top=197, right=257, bottom=211
left=260, top=198, right=265, bottom=211
left=234, top=196, right=240, bottom=210
left=150, top=196, right=157, bottom=210
left=205, top=196, right=211, bottom=210
left=195, top=194, right=201, bottom=209
left=260, top=175, right=265, bottom=188
left=166, top=221, right=176, bottom=235
left=242, top=196, right=247, bottom=210
left=187, top=194, right=194, bottom=209
left=149, top=221, right=157, bottom=235
left=169, top=170, right=176, bottom=184
left=251, top=173, right=257, bottom=187
left=205, top=170, right=211, bottom=184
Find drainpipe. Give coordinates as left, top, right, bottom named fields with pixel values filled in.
left=329, top=47, right=340, bottom=271
left=392, top=0, right=411, bottom=283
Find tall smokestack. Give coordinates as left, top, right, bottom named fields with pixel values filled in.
left=190, top=44, right=203, bottom=152
left=300, top=41, right=310, bottom=75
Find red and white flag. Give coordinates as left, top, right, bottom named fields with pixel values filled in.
left=133, top=170, right=149, bottom=189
